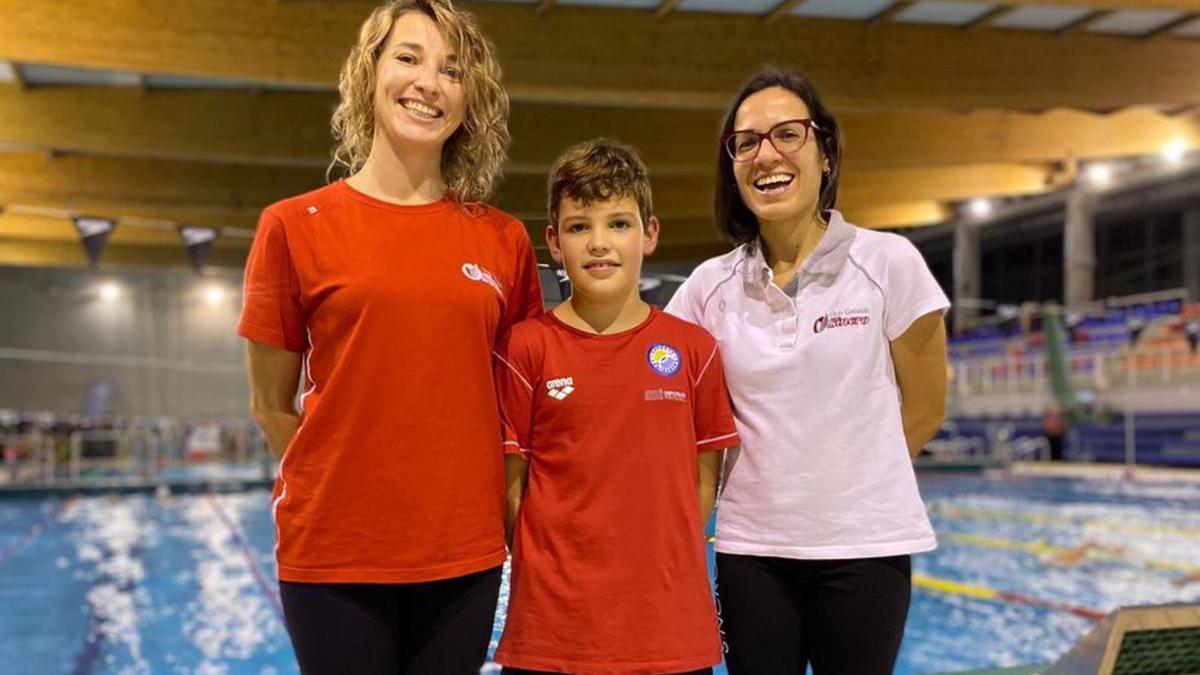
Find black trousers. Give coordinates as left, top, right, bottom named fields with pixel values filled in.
left=280, top=565, right=502, bottom=675
left=715, top=553, right=911, bottom=675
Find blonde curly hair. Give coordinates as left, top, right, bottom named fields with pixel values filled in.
left=329, top=0, right=510, bottom=202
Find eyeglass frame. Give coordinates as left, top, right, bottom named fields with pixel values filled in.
left=720, top=118, right=823, bottom=163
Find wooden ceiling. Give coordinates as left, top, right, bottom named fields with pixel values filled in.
left=1, top=0, right=1198, bottom=267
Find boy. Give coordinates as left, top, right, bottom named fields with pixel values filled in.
left=492, top=139, right=739, bottom=675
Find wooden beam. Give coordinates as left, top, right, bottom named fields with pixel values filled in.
left=868, top=1, right=915, bottom=27
left=655, top=0, right=684, bottom=20
left=0, top=152, right=1058, bottom=272
left=841, top=163, right=1052, bottom=207
left=0, top=212, right=732, bottom=268
left=497, top=163, right=1053, bottom=219
left=10, top=61, right=26, bottom=90
left=845, top=201, right=953, bottom=230
left=0, top=209, right=252, bottom=249
left=0, top=149, right=963, bottom=268
left=0, top=86, right=334, bottom=168
left=988, top=0, right=1200, bottom=10
left=0, top=149, right=1052, bottom=227
left=1144, top=12, right=1198, bottom=40
left=1055, top=10, right=1107, bottom=36
left=765, top=0, right=804, bottom=24
left=654, top=0, right=685, bottom=20
left=0, top=152, right=750, bottom=253
left=838, top=108, right=1200, bottom=170
left=5, top=87, right=1200, bottom=177
left=963, top=6, right=1014, bottom=32
left=0, top=152, right=322, bottom=214
left=654, top=202, right=954, bottom=230
left=0, top=234, right=251, bottom=269
left=5, top=1, right=1200, bottom=112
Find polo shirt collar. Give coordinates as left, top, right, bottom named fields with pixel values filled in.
left=740, top=209, right=856, bottom=288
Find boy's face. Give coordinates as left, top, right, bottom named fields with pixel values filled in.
left=547, top=195, right=659, bottom=303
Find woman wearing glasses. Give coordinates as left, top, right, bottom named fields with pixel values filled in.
left=666, top=67, right=949, bottom=674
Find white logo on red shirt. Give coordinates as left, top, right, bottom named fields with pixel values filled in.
left=461, top=262, right=504, bottom=297
left=546, top=377, right=575, bottom=400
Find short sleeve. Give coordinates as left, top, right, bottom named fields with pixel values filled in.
left=883, top=238, right=950, bottom=341
left=501, top=227, right=544, bottom=333
left=238, top=210, right=306, bottom=353
left=691, top=340, right=740, bottom=453
left=493, top=330, right=537, bottom=457
left=664, top=273, right=703, bottom=326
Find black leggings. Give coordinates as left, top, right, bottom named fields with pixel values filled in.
left=714, top=553, right=911, bottom=675
left=280, top=565, right=502, bottom=675
left=499, top=662, right=705, bottom=667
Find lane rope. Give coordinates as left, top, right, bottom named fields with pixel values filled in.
left=912, top=574, right=1108, bottom=622
left=930, top=503, right=1200, bottom=538
left=0, top=494, right=79, bottom=566
left=938, top=531, right=1200, bottom=574
left=205, top=492, right=285, bottom=623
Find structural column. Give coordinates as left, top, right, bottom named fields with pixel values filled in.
left=1063, top=187, right=1096, bottom=308
left=953, top=222, right=982, bottom=330
left=1184, top=207, right=1200, bottom=302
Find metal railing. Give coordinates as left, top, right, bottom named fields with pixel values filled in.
left=0, top=419, right=274, bottom=488
left=956, top=287, right=1189, bottom=332
left=954, top=346, right=1200, bottom=395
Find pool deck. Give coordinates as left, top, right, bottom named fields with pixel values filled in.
left=1006, top=460, right=1200, bottom=483
left=0, top=476, right=274, bottom=498
left=945, top=662, right=1041, bottom=667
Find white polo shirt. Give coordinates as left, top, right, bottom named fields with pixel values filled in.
left=666, top=210, right=948, bottom=559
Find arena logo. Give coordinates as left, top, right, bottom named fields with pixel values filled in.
left=813, top=307, right=871, bottom=334
left=461, top=262, right=504, bottom=297
left=546, top=377, right=575, bottom=400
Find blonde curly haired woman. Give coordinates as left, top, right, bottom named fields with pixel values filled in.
left=238, top=1, right=542, bottom=671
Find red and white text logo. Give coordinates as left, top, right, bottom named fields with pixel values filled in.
left=813, top=307, right=871, bottom=334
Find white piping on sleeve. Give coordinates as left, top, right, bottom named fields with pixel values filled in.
left=694, top=343, right=719, bottom=387
left=493, top=351, right=534, bottom=392
left=697, top=430, right=739, bottom=446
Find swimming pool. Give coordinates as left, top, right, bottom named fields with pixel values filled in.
left=2, top=473, right=1197, bottom=674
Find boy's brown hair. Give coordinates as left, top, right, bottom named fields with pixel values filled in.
left=547, top=138, right=653, bottom=228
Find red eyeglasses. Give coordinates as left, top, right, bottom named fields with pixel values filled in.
left=721, top=119, right=822, bottom=162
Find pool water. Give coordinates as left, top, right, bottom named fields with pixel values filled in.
left=1, top=474, right=1198, bottom=674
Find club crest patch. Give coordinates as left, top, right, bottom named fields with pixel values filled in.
left=647, top=343, right=681, bottom=377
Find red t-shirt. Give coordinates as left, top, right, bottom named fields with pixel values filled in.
left=493, top=307, right=739, bottom=674
left=238, top=179, right=542, bottom=583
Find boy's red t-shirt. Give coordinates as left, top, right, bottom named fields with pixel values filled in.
left=493, top=307, right=739, bottom=674
left=238, top=179, right=542, bottom=583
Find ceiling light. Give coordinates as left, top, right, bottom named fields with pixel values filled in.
left=967, top=198, right=992, bottom=218
left=98, top=282, right=120, bottom=302
left=203, top=284, right=226, bottom=305
left=1162, top=138, right=1188, bottom=165
left=1085, top=163, right=1112, bottom=187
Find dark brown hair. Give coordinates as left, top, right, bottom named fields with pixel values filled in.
left=547, top=138, right=653, bottom=228
left=714, top=66, right=843, bottom=245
